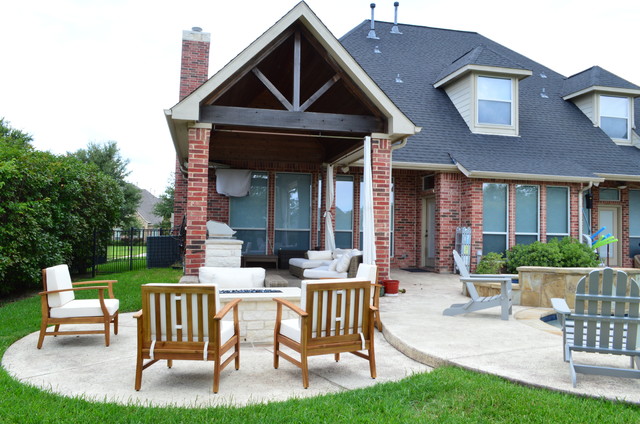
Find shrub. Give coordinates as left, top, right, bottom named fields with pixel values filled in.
left=554, top=237, right=600, bottom=267
left=476, top=252, right=506, bottom=274
left=505, top=237, right=600, bottom=273
left=506, top=241, right=562, bottom=273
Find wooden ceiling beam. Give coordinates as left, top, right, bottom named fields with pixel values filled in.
left=201, top=105, right=382, bottom=133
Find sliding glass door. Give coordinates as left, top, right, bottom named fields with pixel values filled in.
left=229, top=172, right=268, bottom=254
left=275, top=173, right=311, bottom=251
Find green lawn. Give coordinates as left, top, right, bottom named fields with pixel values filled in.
left=1, top=268, right=640, bottom=423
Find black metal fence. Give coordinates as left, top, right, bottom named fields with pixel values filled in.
left=91, top=227, right=183, bottom=276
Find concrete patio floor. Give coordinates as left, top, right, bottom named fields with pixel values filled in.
left=3, top=269, right=640, bottom=407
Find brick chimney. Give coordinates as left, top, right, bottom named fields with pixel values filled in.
left=173, top=27, right=210, bottom=234
left=179, top=27, right=210, bottom=101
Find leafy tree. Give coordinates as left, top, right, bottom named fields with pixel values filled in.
left=0, top=119, right=123, bottom=295
left=70, top=141, right=141, bottom=228
left=153, top=175, right=175, bottom=230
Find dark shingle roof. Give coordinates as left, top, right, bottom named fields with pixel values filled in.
left=435, top=44, right=529, bottom=84
left=137, top=189, right=162, bottom=226
left=562, top=66, right=640, bottom=98
left=339, top=21, right=640, bottom=180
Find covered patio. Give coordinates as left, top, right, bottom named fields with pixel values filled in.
left=166, top=3, right=419, bottom=280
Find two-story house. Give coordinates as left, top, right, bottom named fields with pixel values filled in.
left=167, top=2, right=640, bottom=279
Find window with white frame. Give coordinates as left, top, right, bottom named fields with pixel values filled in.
left=483, top=183, right=508, bottom=254
left=335, top=175, right=354, bottom=249
left=274, top=173, right=311, bottom=251
left=630, top=190, right=640, bottom=257
left=546, top=186, right=569, bottom=241
left=229, top=172, right=268, bottom=254
left=599, top=95, right=630, bottom=140
left=477, top=76, right=513, bottom=126
left=515, top=185, right=539, bottom=245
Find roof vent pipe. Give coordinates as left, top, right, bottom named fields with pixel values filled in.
left=391, top=2, right=402, bottom=34
left=367, top=3, right=379, bottom=39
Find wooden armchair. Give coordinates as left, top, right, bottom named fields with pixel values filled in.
left=134, top=284, right=241, bottom=393
left=273, top=279, right=376, bottom=388
left=37, top=264, right=119, bottom=349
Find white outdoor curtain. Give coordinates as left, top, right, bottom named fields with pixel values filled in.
left=324, top=164, right=336, bottom=252
left=362, top=136, right=376, bottom=265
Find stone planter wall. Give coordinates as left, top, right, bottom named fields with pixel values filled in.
left=517, top=267, right=640, bottom=308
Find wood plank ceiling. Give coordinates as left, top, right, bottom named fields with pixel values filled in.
left=200, top=24, right=386, bottom=165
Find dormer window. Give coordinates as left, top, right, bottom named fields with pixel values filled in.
left=599, top=95, right=630, bottom=140
left=433, top=44, right=531, bottom=137
left=477, top=76, right=513, bottom=126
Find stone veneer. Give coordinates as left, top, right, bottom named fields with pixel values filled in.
left=205, top=239, right=243, bottom=267
left=219, top=288, right=301, bottom=343
left=518, top=266, right=640, bottom=308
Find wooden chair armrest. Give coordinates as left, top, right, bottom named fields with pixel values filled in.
left=372, top=283, right=383, bottom=288
left=73, top=280, right=117, bottom=285
left=39, top=286, right=109, bottom=296
left=214, top=298, right=241, bottom=320
left=551, top=298, right=571, bottom=315
left=133, top=310, right=143, bottom=319
left=273, top=297, right=308, bottom=317
left=370, top=305, right=378, bottom=312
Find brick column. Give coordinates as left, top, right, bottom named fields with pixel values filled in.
left=173, top=158, right=188, bottom=230
left=184, top=126, right=211, bottom=275
left=372, top=139, right=391, bottom=279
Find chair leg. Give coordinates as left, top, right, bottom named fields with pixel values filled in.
left=273, top=336, right=280, bottom=369
left=235, top=336, right=241, bottom=371
left=104, top=319, right=111, bottom=347
left=301, top=352, right=309, bottom=389
left=134, top=352, right=143, bottom=391
left=369, top=346, right=377, bottom=379
left=213, top=358, right=221, bottom=393
left=113, top=312, right=119, bottom=335
left=53, top=324, right=60, bottom=336
left=167, top=360, right=173, bottom=368
left=37, top=320, right=48, bottom=349
left=335, top=353, right=340, bottom=362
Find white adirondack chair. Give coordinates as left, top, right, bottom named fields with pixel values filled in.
left=552, top=268, right=640, bottom=387
left=443, top=250, right=513, bottom=320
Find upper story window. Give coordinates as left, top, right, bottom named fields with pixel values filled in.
left=477, top=76, right=513, bottom=126
left=599, top=95, right=630, bottom=140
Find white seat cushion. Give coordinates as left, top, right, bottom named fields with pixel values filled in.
left=46, top=264, right=75, bottom=307
left=50, top=298, right=119, bottom=319
left=279, top=318, right=301, bottom=343
left=199, top=267, right=265, bottom=288
left=288, top=258, right=329, bottom=269
left=302, top=266, right=347, bottom=279
left=220, top=320, right=235, bottom=345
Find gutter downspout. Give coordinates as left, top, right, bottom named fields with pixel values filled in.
left=578, top=181, right=593, bottom=238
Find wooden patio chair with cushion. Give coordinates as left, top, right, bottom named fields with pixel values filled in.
left=37, top=264, right=119, bottom=349
left=443, top=250, right=513, bottom=320
left=273, top=279, right=376, bottom=388
left=552, top=268, right=640, bottom=387
left=134, top=284, right=241, bottom=393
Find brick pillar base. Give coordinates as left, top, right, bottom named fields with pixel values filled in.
left=372, top=139, right=391, bottom=280
left=185, top=127, right=211, bottom=275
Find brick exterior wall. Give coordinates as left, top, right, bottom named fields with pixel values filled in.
left=184, top=127, right=211, bottom=275
left=371, top=139, right=392, bottom=280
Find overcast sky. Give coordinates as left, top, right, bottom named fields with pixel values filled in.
left=1, top=0, right=638, bottom=196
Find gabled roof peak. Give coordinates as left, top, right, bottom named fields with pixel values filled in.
left=562, top=65, right=640, bottom=99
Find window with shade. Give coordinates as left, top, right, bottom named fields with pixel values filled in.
left=483, top=183, right=508, bottom=254
left=274, top=173, right=311, bottom=251
left=335, top=176, right=354, bottom=248
left=229, top=172, right=268, bottom=254
left=630, top=190, right=640, bottom=257
left=546, top=186, right=569, bottom=241
left=515, top=185, right=539, bottom=245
